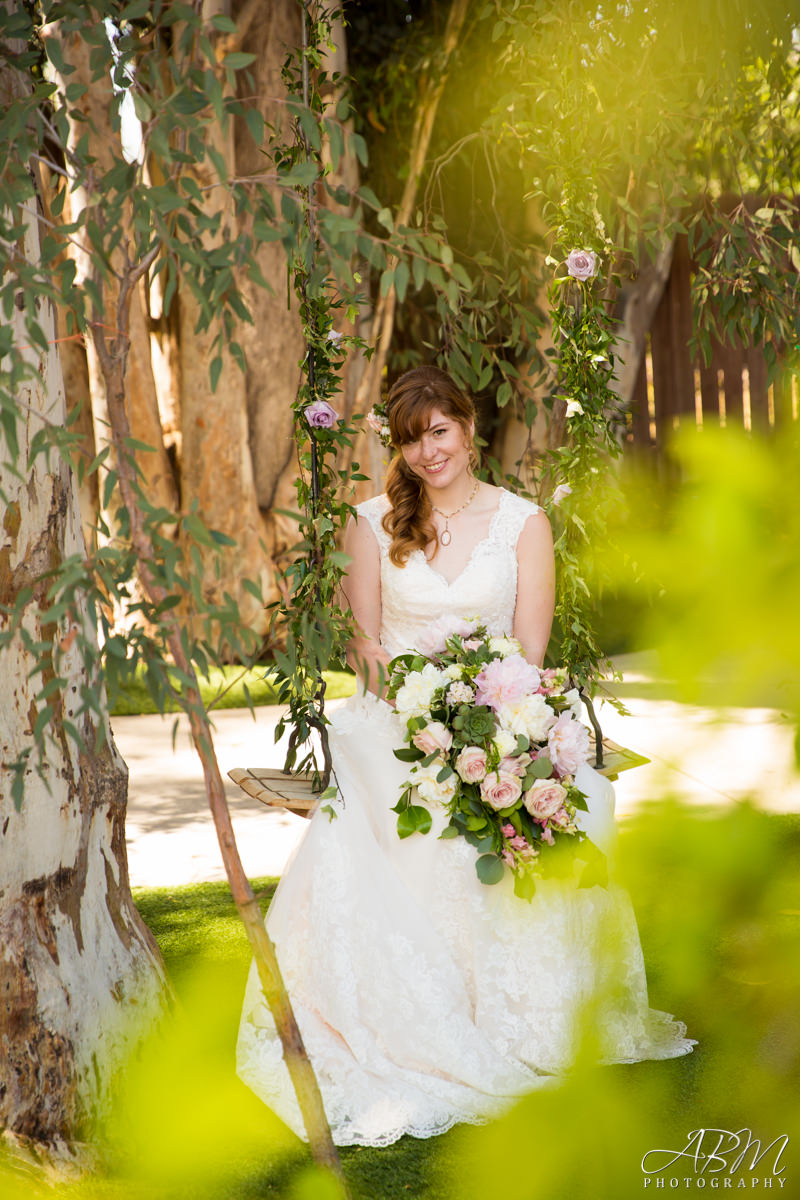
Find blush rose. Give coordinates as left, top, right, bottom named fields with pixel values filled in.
left=480, top=770, right=523, bottom=811
left=455, top=745, right=488, bottom=783
left=412, top=721, right=453, bottom=756
left=523, top=778, right=568, bottom=820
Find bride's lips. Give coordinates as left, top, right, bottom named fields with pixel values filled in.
left=422, top=461, right=447, bottom=475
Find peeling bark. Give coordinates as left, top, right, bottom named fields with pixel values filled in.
left=0, top=139, right=166, bottom=1144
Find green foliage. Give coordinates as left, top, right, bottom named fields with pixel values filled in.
left=109, top=662, right=356, bottom=715
left=604, top=423, right=800, bottom=721
left=344, top=0, right=800, bottom=699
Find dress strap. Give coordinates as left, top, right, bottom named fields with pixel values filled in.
left=490, top=490, right=541, bottom=553
left=355, top=494, right=392, bottom=556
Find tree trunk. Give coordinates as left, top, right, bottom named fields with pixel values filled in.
left=612, top=240, right=674, bottom=408
left=175, top=0, right=273, bottom=637
left=43, top=24, right=178, bottom=533
left=0, top=186, right=166, bottom=1146
left=233, top=0, right=305, bottom=516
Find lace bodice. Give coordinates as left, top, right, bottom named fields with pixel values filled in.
left=356, top=488, right=540, bottom=658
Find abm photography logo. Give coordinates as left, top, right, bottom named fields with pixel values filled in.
left=642, top=1128, right=789, bottom=1190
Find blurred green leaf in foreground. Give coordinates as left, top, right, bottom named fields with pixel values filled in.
left=606, top=421, right=800, bottom=722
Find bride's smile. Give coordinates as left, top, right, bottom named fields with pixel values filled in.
left=400, top=406, right=475, bottom=498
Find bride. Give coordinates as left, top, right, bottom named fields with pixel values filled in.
left=237, top=364, right=693, bottom=1147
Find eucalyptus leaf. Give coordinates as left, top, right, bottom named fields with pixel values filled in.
left=475, top=854, right=505, bottom=886
left=396, top=805, right=433, bottom=840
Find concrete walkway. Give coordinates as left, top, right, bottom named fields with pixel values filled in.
left=117, top=652, right=800, bottom=889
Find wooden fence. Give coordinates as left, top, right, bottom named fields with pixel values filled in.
left=626, top=235, right=798, bottom=457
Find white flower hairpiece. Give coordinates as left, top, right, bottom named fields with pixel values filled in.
left=366, top=400, right=391, bottom=447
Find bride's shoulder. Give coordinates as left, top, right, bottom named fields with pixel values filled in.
left=495, top=486, right=542, bottom=519
left=355, top=492, right=391, bottom=521
left=353, top=493, right=392, bottom=547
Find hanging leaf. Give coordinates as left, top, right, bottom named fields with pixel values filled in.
left=475, top=854, right=505, bottom=885
left=396, top=805, right=433, bottom=839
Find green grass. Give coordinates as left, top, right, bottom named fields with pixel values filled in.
left=110, top=665, right=357, bottom=716
left=4, top=809, right=797, bottom=1199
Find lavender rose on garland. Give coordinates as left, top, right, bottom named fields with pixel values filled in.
left=387, top=621, right=607, bottom=900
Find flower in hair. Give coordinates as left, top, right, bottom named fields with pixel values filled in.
left=366, top=401, right=392, bottom=447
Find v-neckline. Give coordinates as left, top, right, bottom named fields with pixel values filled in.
left=417, top=489, right=508, bottom=589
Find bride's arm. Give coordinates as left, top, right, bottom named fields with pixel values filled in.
left=340, top=513, right=393, bottom=699
left=513, top=510, right=556, bottom=668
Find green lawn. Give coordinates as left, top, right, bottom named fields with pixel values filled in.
left=110, top=664, right=356, bottom=716
left=3, top=807, right=798, bottom=1199
left=113, top=880, right=456, bottom=1200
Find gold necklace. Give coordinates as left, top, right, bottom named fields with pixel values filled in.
left=431, top=480, right=479, bottom=546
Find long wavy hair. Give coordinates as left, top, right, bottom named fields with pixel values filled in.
left=382, top=365, right=478, bottom=566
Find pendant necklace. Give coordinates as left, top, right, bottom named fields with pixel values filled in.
left=431, top=480, right=479, bottom=547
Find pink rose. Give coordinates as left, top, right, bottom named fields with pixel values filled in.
left=455, top=745, right=488, bottom=783
left=537, top=667, right=567, bottom=697
left=566, top=249, right=597, bottom=281
left=304, top=399, right=339, bottom=429
left=549, top=806, right=572, bottom=829
left=480, top=770, right=523, bottom=812
left=547, top=711, right=590, bottom=776
left=475, top=654, right=541, bottom=711
left=523, top=778, right=568, bottom=821
left=499, top=753, right=531, bottom=778
left=412, top=720, right=453, bottom=756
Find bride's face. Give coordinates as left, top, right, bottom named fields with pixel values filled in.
left=400, top=407, right=474, bottom=491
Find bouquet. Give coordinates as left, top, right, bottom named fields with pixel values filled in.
left=387, top=620, right=607, bottom=900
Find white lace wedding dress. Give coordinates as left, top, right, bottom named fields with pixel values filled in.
left=237, top=489, right=694, bottom=1146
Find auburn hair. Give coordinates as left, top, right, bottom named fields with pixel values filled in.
left=382, top=365, right=478, bottom=566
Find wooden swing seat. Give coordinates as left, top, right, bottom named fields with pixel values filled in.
left=228, top=738, right=649, bottom=819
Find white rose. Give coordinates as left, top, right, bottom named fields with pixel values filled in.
left=412, top=760, right=458, bottom=805
left=488, top=636, right=523, bottom=659
left=497, top=693, right=557, bottom=743
left=492, top=728, right=519, bottom=759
